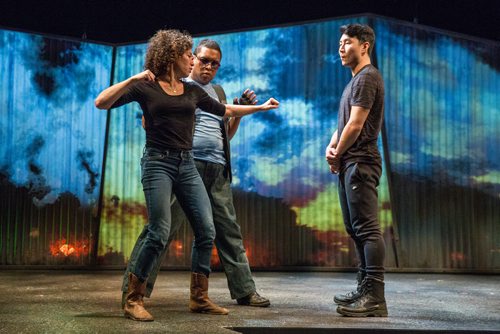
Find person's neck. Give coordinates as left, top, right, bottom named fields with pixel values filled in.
left=159, top=73, right=178, bottom=84
left=351, top=58, right=371, bottom=76
left=158, top=71, right=183, bottom=93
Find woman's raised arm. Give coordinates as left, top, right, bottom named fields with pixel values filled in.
left=94, top=70, right=155, bottom=110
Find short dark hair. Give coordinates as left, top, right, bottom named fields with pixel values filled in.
left=194, top=39, right=222, bottom=59
left=340, top=24, right=375, bottom=55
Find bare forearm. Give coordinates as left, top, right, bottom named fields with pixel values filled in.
left=224, top=104, right=261, bottom=117
left=95, top=70, right=155, bottom=110
left=94, top=77, right=135, bottom=110
left=335, top=122, right=363, bottom=155
left=228, top=117, right=242, bottom=140
left=224, top=97, right=278, bottom=118
left=328, top=130, right=338, bottom=148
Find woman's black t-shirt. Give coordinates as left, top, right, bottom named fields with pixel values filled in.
left=111, top=80, right=226, bottom=150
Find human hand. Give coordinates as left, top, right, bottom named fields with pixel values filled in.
left=260, top=98, right=279, bottom=111
left=131, top=70, right=155, bottom=82
left=325, top=146, right=335, bottom=161
left=238, top=89, right=257, bottom=105
left=325, top=147, right=341, bottom=174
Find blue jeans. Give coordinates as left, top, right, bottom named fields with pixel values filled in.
left=123, top=159, right=256, bottom=299
left=131, top=147, right=215, bottom=281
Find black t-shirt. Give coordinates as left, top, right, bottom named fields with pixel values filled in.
left=111, top=80, right=226, bottom=150
left=337, top=64, right=385, bottom=169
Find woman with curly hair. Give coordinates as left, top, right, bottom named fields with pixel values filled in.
left=95, top=29, right=279, bottom=321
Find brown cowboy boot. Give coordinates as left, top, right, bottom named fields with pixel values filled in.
left=123, top=272, right=154, bottom=321
left=189, top=272, right=229, bottom=315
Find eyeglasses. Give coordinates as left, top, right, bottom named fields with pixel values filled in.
left=196, top=56, right=221, bottom=70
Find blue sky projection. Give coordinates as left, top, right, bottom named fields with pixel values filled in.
left=0, top=30, right=112, bottom=206
left=2, top=15, right=498, bottom=211
left=374, top=20, right=500, bottom=196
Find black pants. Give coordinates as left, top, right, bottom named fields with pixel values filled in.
left=338, top=162, right=385, bottom=281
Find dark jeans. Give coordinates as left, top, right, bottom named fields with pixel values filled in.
left=338, top=162, right=385, bottom=281
left=122, top=159, right=256, bottom=299
left=128, top=147, right=215, bottom=282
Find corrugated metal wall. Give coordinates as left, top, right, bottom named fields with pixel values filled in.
left=374, top=19, right=500, bottom=269
left=96, top=43, right=149, bottom=265
left=0, top=30, right=112, bottom=265
left=97, top=17, right=398, bottom=269
left=2, top=16, right=499, bottom=271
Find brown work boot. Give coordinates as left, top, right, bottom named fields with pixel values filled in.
left=237, top=291, right=271, bottom=307
left=123, top=272, right=154, bottom=321
left=334, top=270, right=366, bottom=306
left=336, top=277, right=388, bottom=317
left=189, top=272, right=229, bottom=315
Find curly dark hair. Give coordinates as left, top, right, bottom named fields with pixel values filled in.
left=144, top=29, right=193, bottom=77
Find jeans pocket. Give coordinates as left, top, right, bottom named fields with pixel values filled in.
left=354, top=163, right=381, bottom=187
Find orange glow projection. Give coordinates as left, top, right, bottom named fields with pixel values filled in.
left=49, top=239, right=89, bottom=257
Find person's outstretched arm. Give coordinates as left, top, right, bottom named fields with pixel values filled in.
left=94, top=70, right=155, bottom=110
left=224, top=97, right=279, bottom=118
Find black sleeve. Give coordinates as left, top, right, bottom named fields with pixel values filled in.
left=110, top=82, right=142, bottom=109
left=351, top=72, right=379, bottom=110
left=193, top=85, right=226, bottom=116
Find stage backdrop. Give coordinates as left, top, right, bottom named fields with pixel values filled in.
left=374, top=18, right=500, bottom=269
left=0, top=30, right=112, bottom=265
left=96, top=16, right=395, bottom=269
left=1, top=15, right=499, bottom=271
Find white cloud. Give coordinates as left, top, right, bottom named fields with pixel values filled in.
left=245, top=47, right=267, bottom=71
left=273, top=98, right=314, bottom=126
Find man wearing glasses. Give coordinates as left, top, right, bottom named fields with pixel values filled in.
left=122, top=39, right=270, bottom=309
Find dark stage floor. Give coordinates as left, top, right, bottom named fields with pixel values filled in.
left=0, top=271, right=499, bottom=333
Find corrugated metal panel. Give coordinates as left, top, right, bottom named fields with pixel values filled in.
left=375, top=19, right=500, bottom=269
left=97, top=43, right=150, bottom=265
left=98, top=17, right=397, bottom=269
left=0, top=29, right=112, bottom=265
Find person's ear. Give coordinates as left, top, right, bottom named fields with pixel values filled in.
left=363, top=42, right=370, bottom=55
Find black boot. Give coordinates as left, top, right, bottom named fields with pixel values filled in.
left=336, top=277, right=388, bottom=317
left=334, top=271, right=366, bottom=306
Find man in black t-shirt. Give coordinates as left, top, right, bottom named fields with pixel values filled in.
left=325, top=24, right=388, bottom=317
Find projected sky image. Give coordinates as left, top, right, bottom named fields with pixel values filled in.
left=2, top=14, right=497, bottom=268
left=0, top=30, right=112, bottom=207
left=98, top=17, right=394, bottom=263
left=374, top=19, right=500, bottom=196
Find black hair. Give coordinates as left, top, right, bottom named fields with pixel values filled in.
left=194, top=39, right=222, bottom=59
left=340, top=24, right=375, bottom=55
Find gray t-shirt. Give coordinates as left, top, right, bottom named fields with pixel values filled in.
left=186, top=78, right=226, bottom=166
left=337, top=64, right=385, bottom=170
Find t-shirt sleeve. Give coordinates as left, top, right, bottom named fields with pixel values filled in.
left=351, top=72, right=379, bottom=110
left=110, top=82, right=142, bottom=109
left=194, top=86, right=226, bottom=116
